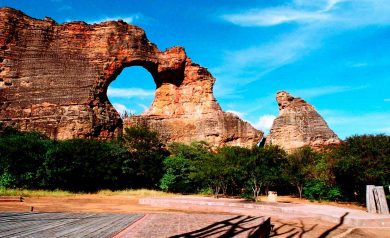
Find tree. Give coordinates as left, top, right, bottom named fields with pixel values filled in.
left=285, top=146, right=316, bottom=199
left=160, top=141, right=212, bottom=194
left=215, top=146, right=252, bottom=195
left=245, top=146, right=287, bottom=201
left=334, top=134, right=390, bottom=203
left=159, top=155, right=192, bottom=192
left=120, top=125, right=168, bottom=188
left=0, top=130, right=52, bottom=189
left=168, top=141, right=211, bottom=161
left=190, top=153, right=228, bottom=198
left=42, top=139, right=130, bottom=192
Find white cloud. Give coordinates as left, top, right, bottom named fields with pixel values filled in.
left=252, top=115, right=276, bottom=133
left=86, top=14, right=142, bottom=24
left=294, top=0, right=346, bottom=12
left=222, top=0, right=390, bottom=28
left=290, top=85, right=367, bottom=99
left=226, top=110, right=246, bottom=118
left=107, top=87, right=154, bottom=98
left=222, top=7, right=328, bottom=27
left=212, top=26, right=317, bottom=91
left=214, top=0, right=390, bottom=93
left=112, top=103, right=134, bottom=116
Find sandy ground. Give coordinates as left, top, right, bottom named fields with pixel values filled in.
left=0, top=194, right=389, bottom=237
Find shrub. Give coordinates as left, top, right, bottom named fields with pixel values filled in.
left=0, top=130, right=53, bottom=189
left=334, top=134, right=390, bottom=203
left=304, top=180, right=343, bottom=201
left=120, top=125, right=168, bottom=188
left=159, top=155, right=192, bottom=192
left=42, top=139, right=131, bottom=192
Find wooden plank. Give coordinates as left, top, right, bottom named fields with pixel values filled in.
left=0, top=212, right=72, bottom=234
left=0, top=212, right=142, bottom=238
left=61, top=214, right=127, bottom=237
left=85, top=214, right=143, bottom=237
left=29, top=213, right=101, bottom=238
left=0, top=213, right=81, bottom=237
left=375, top=186, right=389, bottom=215
left=50, top=213, right=112, bottom=237
left=366, top=185, right=376, bottom=213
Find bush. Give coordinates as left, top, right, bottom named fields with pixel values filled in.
left=42, top=139, right=131, bottom=192
left=120, top=125, right=168, bottom=188
left=0, top=130, right=53, bottom=189
left=304, top=180, right=343, bottom=201
left=334, top=134, right=390, bottom=203
left=159, top=155, right=192, bottom=192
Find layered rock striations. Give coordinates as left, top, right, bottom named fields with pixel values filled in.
left=0, top=8, right=262, bottom=147
left=124, top=61, right=261, bottom=147
left=266, top=91, right=340, bottom=152
left=125, top=48, right=263, bottom=148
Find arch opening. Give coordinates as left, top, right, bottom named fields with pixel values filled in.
left=107, top=66, right=156, bottom=118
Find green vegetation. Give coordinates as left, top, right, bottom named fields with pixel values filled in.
left=0, top=123, right=389, bottom=204
left=0, top=124, right=165, bottom=192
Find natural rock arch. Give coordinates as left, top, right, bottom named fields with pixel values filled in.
left=0, top=8, right=262, bottom=148
left=107, top=65, right=156, bottom=117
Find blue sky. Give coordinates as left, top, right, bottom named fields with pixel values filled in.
left=2, top=0, right=390, bottom=139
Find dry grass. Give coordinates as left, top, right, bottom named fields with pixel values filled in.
left=0, top=188, right=174, bottom=198
left=96, top=189, right=174, bottom=197
left=0, top=188, right=77, bottom=197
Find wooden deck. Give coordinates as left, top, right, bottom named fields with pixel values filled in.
left=0, top=212, right=143, bottom=238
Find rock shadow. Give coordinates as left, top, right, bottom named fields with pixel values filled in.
left=169, top=215, right=271, bottom=238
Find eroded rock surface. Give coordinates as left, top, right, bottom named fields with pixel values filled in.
left=266, top=91, right=340, bottom=152
left=124, top=48, right=263, bottom=148
left=0, top=8, right=262, bottom=147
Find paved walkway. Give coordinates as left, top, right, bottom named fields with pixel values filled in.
left=140, top=196, right=390, bottom=227
left=115, top=214, right=270, bottom=238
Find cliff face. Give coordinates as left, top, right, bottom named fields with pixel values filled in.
left=0, top=8, right=262, bottom=147
left=125, top=48, right=263, bottom=148
left=266, top=91, right=340, bottom=152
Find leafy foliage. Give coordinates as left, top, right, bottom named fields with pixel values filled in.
left=285, top=146, right=317, bottom=199
left=245, top=146, right=287, bottom=200
left=0, top=125, right=167, bottom=191
left=160, top=155, right=192, bottom=192
left=1, top=123, right=389, bottom=204
left=0, top=129, right=53, bottom=188
left=333, top=134, right=390, bottom=202
left=42, top=139, right=131, bottom=192
left=119, top=125, right=168, bottom=188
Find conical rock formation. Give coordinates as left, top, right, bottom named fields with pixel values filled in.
left=266, top=91, right=340, bottom=152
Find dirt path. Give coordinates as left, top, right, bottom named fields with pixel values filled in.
left=0, top=194, right=389, bottom=237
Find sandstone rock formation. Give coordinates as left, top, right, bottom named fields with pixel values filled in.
left=266, top=91, right=340, bottom=152
left=0, top=8, right=262, bottom=147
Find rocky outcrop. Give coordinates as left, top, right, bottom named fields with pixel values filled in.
left=0, top=8, right=262, bottom=147
left=266, top=91, right=340, bottom=152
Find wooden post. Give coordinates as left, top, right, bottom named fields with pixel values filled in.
left=366, top=185, right=376, bottom=213
left=375, top=186, right=389, bottom=215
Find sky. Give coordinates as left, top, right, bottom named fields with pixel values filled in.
left=2, top=0, right=390, bottom=139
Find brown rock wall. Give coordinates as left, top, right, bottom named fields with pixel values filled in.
left=0, top=8, right=262, bottom=147
left=266, top=91, right=340, bottom=152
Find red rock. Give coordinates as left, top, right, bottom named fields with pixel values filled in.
left=266, top=91, right=341, bottom=152
left=0, top=7, right=262, bottom=148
